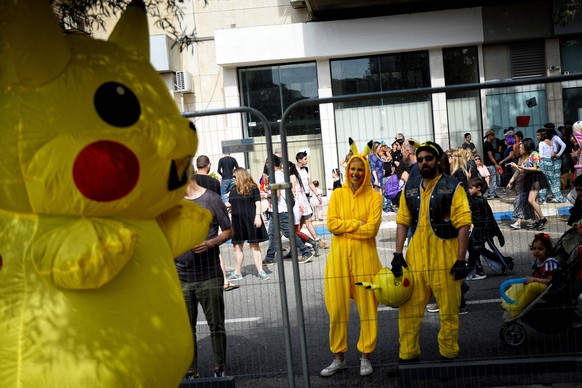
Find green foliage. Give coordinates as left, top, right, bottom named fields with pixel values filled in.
left=50, top=0, right=209, bottom=51
left=554, top=0, right=582, bottom=26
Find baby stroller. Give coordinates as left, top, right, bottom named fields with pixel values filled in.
left=499, top=228, right=582, bottom=346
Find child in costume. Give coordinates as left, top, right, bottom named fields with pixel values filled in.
left=501, top=234, right=559, bottom=318
left=527, top=233, right=560, bottom=286
left=310, top=179, right=324, bottom=220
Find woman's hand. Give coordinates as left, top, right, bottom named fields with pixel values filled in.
left=254, top=214, right=262, bottom=228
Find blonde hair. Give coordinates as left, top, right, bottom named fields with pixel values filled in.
left=451, top=148, right=470, bottom=178
left=233, top=167, right=258, bottom=196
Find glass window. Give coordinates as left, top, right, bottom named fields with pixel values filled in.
left=331, top=51, right=430, bottom=108
left=560, top=39, right=582, bottom=75
left=443, top=46, right=482, bottom=150
left=330, top=51, right=433, bottom=158
left=239, top=62, right=320, bottom=137
left=443, top=46, right=479, bottom=97
left=563, top=87, right=582, bottom=123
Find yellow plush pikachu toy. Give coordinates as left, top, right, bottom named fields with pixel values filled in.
left=0, top=0, right=211, bottom=386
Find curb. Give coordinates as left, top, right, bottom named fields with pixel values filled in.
left=493, top=205, right=572, bottom=221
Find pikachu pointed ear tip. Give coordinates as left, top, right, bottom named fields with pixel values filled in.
left=349, top=137, right=354, bottom=145
left=367, top=140, right=374, bottom=148
left=130, top=0, right=146, bottom=8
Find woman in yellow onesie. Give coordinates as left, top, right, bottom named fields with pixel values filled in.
left=321, top=139, right=383, bottom=377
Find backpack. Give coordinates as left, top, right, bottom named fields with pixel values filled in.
left=384, top=174, right=403, bottom=201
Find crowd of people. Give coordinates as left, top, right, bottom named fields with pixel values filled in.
left=175, top=122, right=582, bottom=379
left=320, top=124, right=582, bottom=377
left=361, top=123, right=581, bottom=232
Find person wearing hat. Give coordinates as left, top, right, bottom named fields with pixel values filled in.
left=483, top=129, right=502, bottom=198
left=390, top=138, right=404, bottom=171
left=391, top=141, right=472, bottom=362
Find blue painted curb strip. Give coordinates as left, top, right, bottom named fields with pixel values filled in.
left=493, top=206, right=571, bottom=221
left=315, top=206, right=572, bottom=235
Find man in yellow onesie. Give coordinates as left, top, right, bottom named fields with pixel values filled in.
left=391, top=141, right=471, bottom=361
left=321, top=139, right=383, bottom=377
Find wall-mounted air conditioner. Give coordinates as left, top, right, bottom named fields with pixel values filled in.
left=175, top=71, right=193, bottom=93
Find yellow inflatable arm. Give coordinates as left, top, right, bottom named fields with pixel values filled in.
left=30, top=217, right=137, bottom=289
left=157, top=199, right=212, bottom=257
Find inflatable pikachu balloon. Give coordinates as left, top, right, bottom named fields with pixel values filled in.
left=0, top=0, right=212, bottom=386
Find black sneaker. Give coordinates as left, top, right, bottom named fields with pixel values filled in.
left=262, top=259, right=275, bottom=266
left=526, top=221, right=539, bottom=229
left=536, top=218, right=548, bottom=230
left=213, top=368, right=224, bottom=378
left=185, top=370, right=200, bottom=379
left=493, top=194, right=500, bottom=199
left=283, top=250, right=293, bottom=259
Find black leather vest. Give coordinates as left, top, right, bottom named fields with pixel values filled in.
left=404, top=174, right=462, bottom=240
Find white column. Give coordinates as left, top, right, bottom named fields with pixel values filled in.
left=429, top=48, right=449, bottom=148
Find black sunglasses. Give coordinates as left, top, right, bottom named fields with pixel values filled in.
left=417, top=155, right=435, bottom=163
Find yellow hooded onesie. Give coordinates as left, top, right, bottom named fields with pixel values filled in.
left=324, top=139, right=383, bottom=355
left=0, top=1, right=211, bottom=386
left=396, top=171, right=471, bottom=360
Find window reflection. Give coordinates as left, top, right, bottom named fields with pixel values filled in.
left=330, top=51, right=430, bottom=109
left=239, top=63, right=320, bottom=137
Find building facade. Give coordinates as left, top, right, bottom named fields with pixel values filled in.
left=95, top=0, right=582, bottom=190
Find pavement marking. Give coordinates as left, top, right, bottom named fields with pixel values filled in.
left=378, top=298, right=501, bottom=312
left=198, top=317, right=261, bottom=325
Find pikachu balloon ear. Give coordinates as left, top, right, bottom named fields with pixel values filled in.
left=0, top=0, right=70, bottom=87
left=109, top=0, right=149, bottom=58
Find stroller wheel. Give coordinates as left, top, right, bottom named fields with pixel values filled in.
left=500, top=323, right=527, bottom=347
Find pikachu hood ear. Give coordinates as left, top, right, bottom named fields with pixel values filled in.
left=362, top=140, right=373, bottom=157
left=348, top=138, right=374, bottom=160
left=0, top=0, right=71, bottom=88
left=108, top=0, right=149, bottom=59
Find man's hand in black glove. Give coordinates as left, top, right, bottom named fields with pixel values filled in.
left=391, top=252, right=408, bottom=278
left=449, top=260, right=470, bottom=280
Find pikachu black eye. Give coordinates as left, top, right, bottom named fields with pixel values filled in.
left=94, top=82, right=141, bottom=127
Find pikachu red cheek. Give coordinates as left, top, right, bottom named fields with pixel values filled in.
left=73, top=141, right=140, bottom=202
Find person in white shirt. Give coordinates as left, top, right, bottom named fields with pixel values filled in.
left=537, top=128, right=554, bottom=204
left=263, top=155, right=314, bottom=265
left=296, top=151, right=328, bottom=249
left=547, top=126, right=567, bottom=203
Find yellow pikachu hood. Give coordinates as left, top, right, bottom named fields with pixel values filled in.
left=0, top=0, right=211, bottom=386
left=344, top=137, right=374, bottom=194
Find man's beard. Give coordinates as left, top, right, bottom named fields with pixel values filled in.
left=421, top=164, right=438, bottom=179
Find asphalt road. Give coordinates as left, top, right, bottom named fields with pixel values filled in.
left=188, top=198, right=582, bottom=388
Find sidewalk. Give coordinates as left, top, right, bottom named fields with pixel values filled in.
left=312, top=189, right=573, bottom=236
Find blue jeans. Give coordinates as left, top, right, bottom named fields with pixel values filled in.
left=220, top=178, right=235, bottom=203
left=486, top=165, right=500, bottom=195
left=265, top=212, right=311, bottom=260
left=181, top=277, right=226, bottom=371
